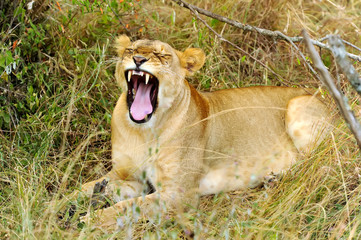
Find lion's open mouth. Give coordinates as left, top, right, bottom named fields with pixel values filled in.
left=125, top=70, right=159, bottom=123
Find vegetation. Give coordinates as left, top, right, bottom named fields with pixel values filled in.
left=0, top=0, right=360, bottom=238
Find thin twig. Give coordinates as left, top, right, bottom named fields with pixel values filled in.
left=302, top=30, right=361, bottom=150
left=172, top=0, right=361, bottom=62
left=108, top=0, right=130, bottom=35
left=319, top=35, right=361, bottom=53
left=328, top=35, right=361, bottom=96
left=342, top=39, right=361, bottom=53
left=318, top=36, right=330, bottom=42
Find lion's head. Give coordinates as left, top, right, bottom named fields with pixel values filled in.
left=114, top=35, right=205, bottom=124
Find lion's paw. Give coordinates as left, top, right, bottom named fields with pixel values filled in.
left=263, top=173, right=280, bottom=188
left=90, top=179, right=111, bottom=209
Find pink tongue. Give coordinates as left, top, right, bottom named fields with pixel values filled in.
left=130, top=82, right=153, bottom=121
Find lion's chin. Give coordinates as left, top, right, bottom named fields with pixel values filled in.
left=125, top=69, right=159, bottom=124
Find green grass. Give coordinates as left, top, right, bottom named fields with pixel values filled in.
left=1, top=0, right=361, bottom=239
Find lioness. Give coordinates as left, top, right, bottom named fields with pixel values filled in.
left=79, top=35, right=331, bottom=228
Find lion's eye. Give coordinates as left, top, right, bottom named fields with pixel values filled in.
left=153, top=52, right=171, bottom=64
left=125, top=48, right=134, bottom=54
left=153, top=51, right=171, bottom=57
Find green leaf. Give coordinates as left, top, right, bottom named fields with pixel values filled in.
left=5, top=50, right=13, bottom=65
left=0, top=54, right=5, bottom=68
left=110, top=0, right=118, bottom=9
left=211, top=19, right=219, bottom=27
left=3, top=112, right=10, bottom=123
left=28, top=85, right=34, bottom=95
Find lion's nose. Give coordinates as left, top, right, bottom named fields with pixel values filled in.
left=133, top=56, right=148, bottom=67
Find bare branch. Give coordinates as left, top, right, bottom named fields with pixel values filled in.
left=342, top=39, right=361, bottom=53
left=172, top=0, right=361, bottom=62
left=328, top=35, right=361, bottom=96
left=302, top=30, right=361, bottom=150
left=107, top=0, right=130, bottom=35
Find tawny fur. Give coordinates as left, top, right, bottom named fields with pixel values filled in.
left=79, top=35, right=332, bottom=228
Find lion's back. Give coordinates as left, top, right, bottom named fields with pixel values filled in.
left=202, top=86, right=309, bottom=167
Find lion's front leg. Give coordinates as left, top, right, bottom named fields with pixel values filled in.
left=59, top=172, right=144, bottom=224
left=80, top=179, right=146, bottom=207
left=82, top=171, right=203, bottom=229
left=75, top=168, right=147, bottom=201
left=82, top=188, right=200, bottom=229
left=82, top=193, right=158, bottom=228
left=62, top=172, right=146, bottom=222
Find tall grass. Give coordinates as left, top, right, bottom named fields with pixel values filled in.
left=0, top=0, right=360, bottom=238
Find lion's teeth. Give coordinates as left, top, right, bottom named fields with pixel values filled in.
left=145, top=73, right=150, bottom=84
left=128, top=70, right=132, bottom=82
left=133, top=71, right=144, bottom=76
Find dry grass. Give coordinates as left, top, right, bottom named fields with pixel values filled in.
left=1, top=0, right=361, bottom=239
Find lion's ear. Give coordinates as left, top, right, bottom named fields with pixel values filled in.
left=177, top=48, right=205, bottom=76
left=114, top=35, right=131, bottom=57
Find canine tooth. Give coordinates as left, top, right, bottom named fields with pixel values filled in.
left=145, top=73, right=150, bottom=84
left=128, top=71, right=132, bottom=82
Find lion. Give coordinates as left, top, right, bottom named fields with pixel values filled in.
left=78, top=35, right=332, bottom=228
